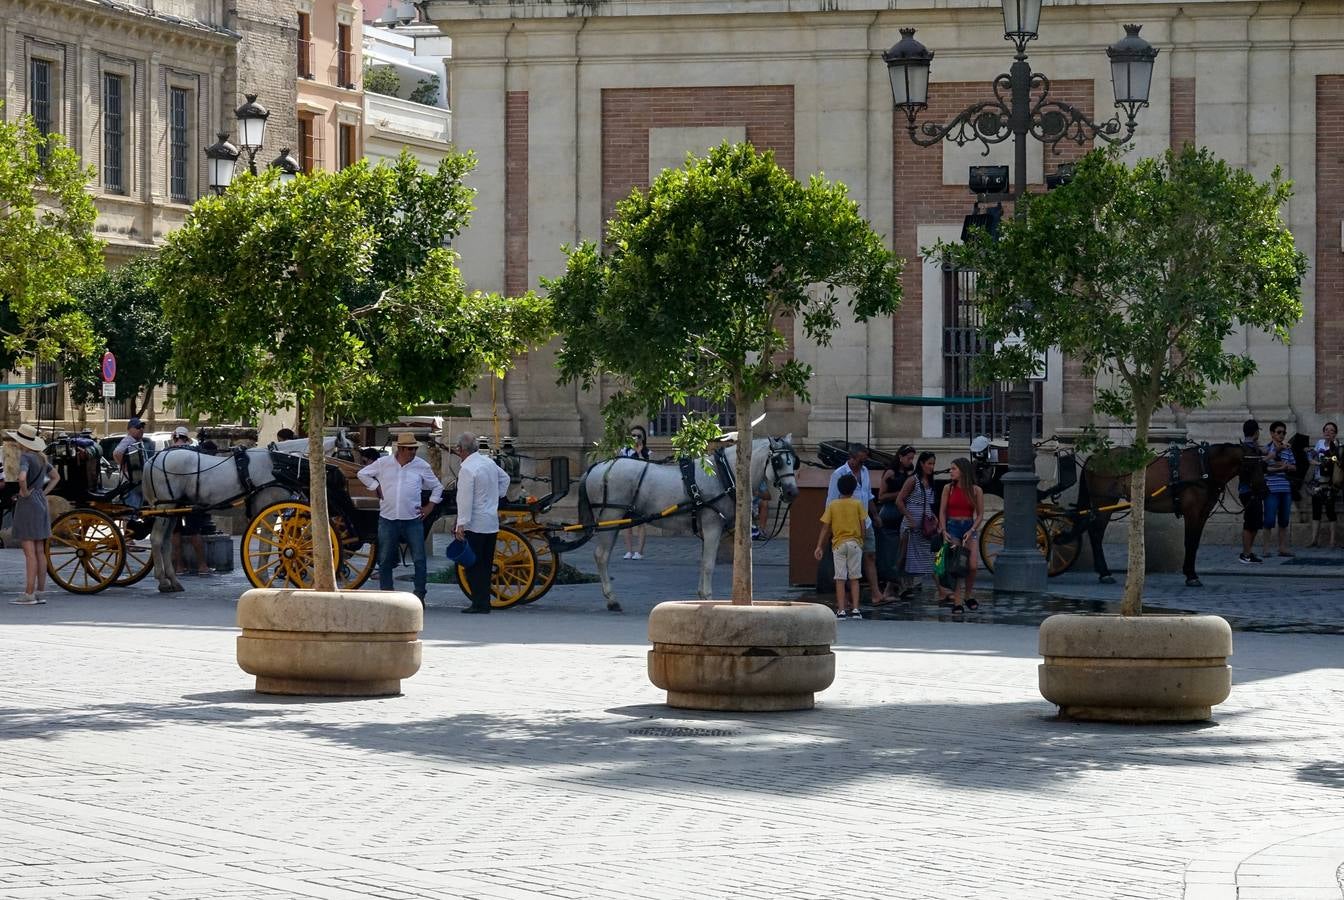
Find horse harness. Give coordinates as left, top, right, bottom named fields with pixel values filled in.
left=1165, top=442, right=1211, bottom=519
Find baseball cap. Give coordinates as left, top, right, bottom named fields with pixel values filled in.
left=128, top=417, right=145, bottom=429
left=173, top=426, right=190, bottom=438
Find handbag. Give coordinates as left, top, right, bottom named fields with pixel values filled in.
left=918, top=483, right=938, bottom=539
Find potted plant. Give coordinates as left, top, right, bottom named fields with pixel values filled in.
left=944, top=145, right=1306, bottom=722
left=547, top=142, right=903, bottom=710
left=155, top=152, right=552, bottom=695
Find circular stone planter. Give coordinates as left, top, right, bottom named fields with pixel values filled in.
left=1038, top=613, right=1232, bottom=723
left=237, top=589, right=423, bottom=697
left=647, top=600, right=836, bottom=711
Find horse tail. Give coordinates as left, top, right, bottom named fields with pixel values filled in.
left=1076, top=459, right=1093, bottom=511
left=577, top=466, right=596, bottom=530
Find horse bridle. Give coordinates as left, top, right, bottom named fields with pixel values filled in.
left=766, top=439, right=799, bottom=494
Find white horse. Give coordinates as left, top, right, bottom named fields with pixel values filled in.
left=580, top=435, right=800, bottom=612
left=140, top=433, right=354, bottom=592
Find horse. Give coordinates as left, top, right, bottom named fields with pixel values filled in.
left=141, top=433, right=354, bottom=593
left=1078, top=442, right=1265, bottom=587
left=578, top=435, right=801, bottom=612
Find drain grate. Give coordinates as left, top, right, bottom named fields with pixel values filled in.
left=627, top=727, right=738, bottom=738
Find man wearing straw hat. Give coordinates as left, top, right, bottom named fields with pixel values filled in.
left=7, top=423, right=60, bottom=605
left=357, top=433, right=443, bottom=604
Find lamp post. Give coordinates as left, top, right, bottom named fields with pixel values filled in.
left=204, top=93, right=297, bottom=195
left=884, top=3, right=1157, bottom=593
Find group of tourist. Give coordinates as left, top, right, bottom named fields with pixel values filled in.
left=815, top=442, right=982, bottom=618
left=1239, top=418, right=1342, bottom=564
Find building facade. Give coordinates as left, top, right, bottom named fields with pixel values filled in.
left=295, top=0, right=364, bottom=172
left=362, top=23, right=451, bottom=167
left=418, top=0, right=1343, bottom=463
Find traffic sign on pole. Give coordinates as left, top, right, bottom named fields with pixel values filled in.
left=101, top=352, right=117, bottom=383
left=101, top=382, right=116, bottom=399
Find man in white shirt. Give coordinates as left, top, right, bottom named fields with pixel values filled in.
left=357, top=432, right=444, bottom=604
left=451, top=432, right=510, bottom=614
left=826, top=443, right=882, bottom=603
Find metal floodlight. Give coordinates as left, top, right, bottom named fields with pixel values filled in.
left=968, top=165, right=1009, bottom=195
left=1107, top=24, right=1159, bottom=120
left=961, top=203, right=1004, bottom=242
left=203, top=132, right=240, bottom=195
left=1045, top=163, right=1076, bottom=190
left=233, top=93, right=270, bottom=151
left=883, top=28, right=934, bottom=121
left=269, top=148, right=302, bottom=183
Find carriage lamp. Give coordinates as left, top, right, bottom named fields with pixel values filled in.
left=882, top=0, right=1157, bottom=594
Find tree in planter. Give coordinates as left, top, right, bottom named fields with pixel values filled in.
left=62, top=257, right=171, bottom=418
left=941, top=145, right=1306, bottom=615
left=0, top=108, right=100, bottom=375
left=156, top=152, right=552, bottom=592
left=548, top=141, right=903, bottom=604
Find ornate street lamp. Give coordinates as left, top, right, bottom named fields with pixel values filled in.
left=204, top=94, right=299, bottom=196
left=233, top=94, right=271, bottom=174
left=270, top=148, right=302, bottom=184
left=204, top=132, right=239, bottom=196
left=884, top=3, right=1157, bottom=593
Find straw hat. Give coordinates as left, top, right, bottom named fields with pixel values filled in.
left=393, top=433, right=420, bottom=449
left=173, top=425, right=190, bottom=439
left=5, top=423, right=46, bottom=452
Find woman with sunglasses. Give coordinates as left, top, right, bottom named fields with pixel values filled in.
left=1262, top=421, right=1297, bottom=557
left=619, top=425, right=652, bottom=560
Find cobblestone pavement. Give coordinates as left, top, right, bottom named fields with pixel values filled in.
left=1, top=537, right=1341, bottom=899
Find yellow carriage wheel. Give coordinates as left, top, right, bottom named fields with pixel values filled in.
left=1043, top=514, right=1081, bottom=577
left=518, top=533, right=557, bottom=605
left=333, top=515, right=377, bottom=591
left=47, top=509, right=126, bottom=594
left=114, top=518, right=154, bottom=587
left=977, top=510, right=1051, bottom=575
left=454, top=525, right=537, bottom=609
left=241, top=500, right=338, bottom=589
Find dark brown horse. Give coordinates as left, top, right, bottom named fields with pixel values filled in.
left=1078, top=443, right=1266, bottom=587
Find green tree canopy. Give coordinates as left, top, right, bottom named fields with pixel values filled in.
left=62, top=257, right=170, bottom=416
left=0, top=107, right=101, bottom=370
left=547, top=141, right=903, bottom=602
left=940, top=145, right=1307, bottom=614
left=155, top=151, right=552, bottom=591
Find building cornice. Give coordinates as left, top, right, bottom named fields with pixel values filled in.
left=10, top=0, right=240, bottom=47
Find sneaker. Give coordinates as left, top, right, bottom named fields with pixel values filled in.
left=10, top=594, right=37, bottom=605
left=632, top=552, right=643, bottom=560
left=1238, top=553, right=1255, bottom=565
left=847, top=610, right=862, bottom=620
left=622, top=552, right=633, bottom=560
left=835, top=608, right=846, bottom=618
left=751, top=527, right=762, bottom=540
left=33, top=592, right=46, bottom=605
left=1249, top=553, right=1264, bottom=564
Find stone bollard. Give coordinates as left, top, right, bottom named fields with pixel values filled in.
left=237, top=589, right=422, bottom=697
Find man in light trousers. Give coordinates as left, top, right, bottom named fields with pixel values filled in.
left=452, top=433, right=510, bottom=614
left=357, top=432, right=443, bottom=604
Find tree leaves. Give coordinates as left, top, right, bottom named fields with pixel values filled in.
left=0, top=108, right=101, bottom=369
left=546, top=141, right=904, bottom=458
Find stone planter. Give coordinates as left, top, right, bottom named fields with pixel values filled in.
left=237, top=589, right=422, bottom=697
left=1038, top=613, right=1233, bottom=723
left=647, top=600, right=836, bottom=711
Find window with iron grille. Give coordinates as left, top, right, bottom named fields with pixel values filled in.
left=170, top=88, right=190, bottom=202
left=36, top=362, right=59, bottom=421
left=337, top=24, right=353, bottom=88
left=941, top=265, right=1041, bottom=440
left=102, top=74, right=125, bottom=194
left=652, top=397, right=737, bottom=437
left=297, top=13, right=313, bottom=78
left=337, top=123, right=356, bottom=170
left=30, top=58, right=52, bottom=161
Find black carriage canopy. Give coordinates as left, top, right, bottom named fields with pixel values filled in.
left=818, top=394, right=992, bottom=470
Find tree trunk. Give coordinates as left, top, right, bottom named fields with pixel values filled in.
left=730, top=390, right=754, bottom=605
left=307, top=386, right=337, bottom=593
left=1122, top=410, right=1151, bottom=617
